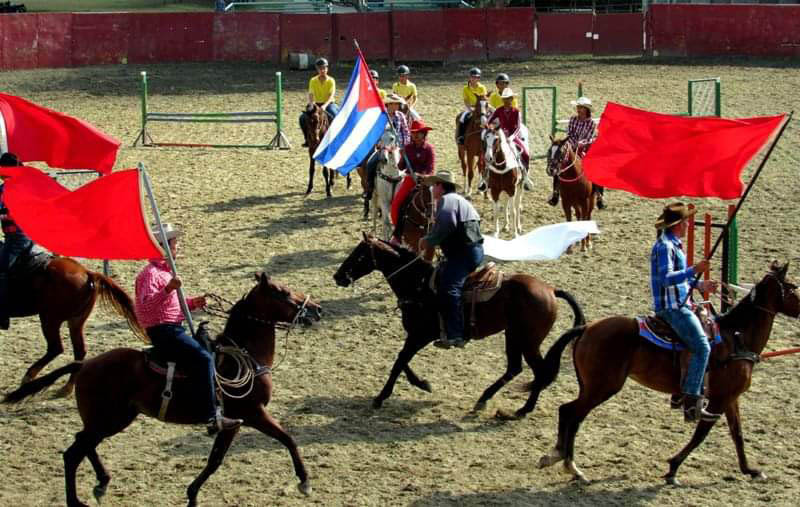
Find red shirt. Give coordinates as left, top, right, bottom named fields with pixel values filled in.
left=488, top=107, right=521, bottom=138
left=135, top=260, right=202, bottom=329
left=399, top=141, right=435, bottom=175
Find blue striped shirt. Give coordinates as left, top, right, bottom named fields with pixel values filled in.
left=651, top=230, right=698, bottom=311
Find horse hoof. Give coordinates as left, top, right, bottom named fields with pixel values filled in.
left=298, top=480, right=312, bottom=496
left=53, top=385, right=73, bottom=399
left=752, top=471, right=767, bottom=481
left=538, top=455, right=557, bottom=469
left=93, top=484, right=108, bottom=501
left=372, top=397, right=384, bottom=409
left=494, top=408, right=521, bottom=421
left=418, top=380, right=432, bottom=393
left=473, top=401, right=487, bottom=412
left=571, top=473, right=589, bottom=485
left=664, top=475, right=680, bottom=486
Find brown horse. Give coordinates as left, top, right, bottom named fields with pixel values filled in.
left=304, top=104, right=349, bottom=198
left=7, top=253, right=142, bottom=397
left=457, top=97, right=488, bottom=197
left=484, top=128, right=523, bottom=237
left=333, top=234, right=584, bottom=415
left=394, top=183, right=434, bottom=262
left=546, top=137, right=594, bottom=252
left=535, top=262, right=800, bottom=485
left=4, top=273, right=323, bottom=506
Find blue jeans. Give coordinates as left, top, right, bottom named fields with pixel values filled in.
left=657, top=306, right=710, bottom=396
left=147, top=323, right=216, bottom=421
left=439, top=243, right=484, bottom=340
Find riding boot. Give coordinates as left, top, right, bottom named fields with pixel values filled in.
left=682, top=394, right=720, bottom=423
left=207, top=409, right=243, bottom=436
left=521, top=163, right=534, bottom=192
left=0, top=273, right=8, bottom=330
left=594, top=184, right=607, bottom=210
left=548, top=175, right=560, bottom=206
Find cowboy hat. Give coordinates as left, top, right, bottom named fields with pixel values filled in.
left=655, top=202, right=696, bottom=230
left=422, top=170, right=462, bottom=191
left=384, top=93, right=406, bottom=106
left=570, top=96, right=593, bottom=111
left=151, top=223, right=181, bottom=244
left=500, top=88, right=516, bottom=99
left=410, top=119, right=433, bottom=133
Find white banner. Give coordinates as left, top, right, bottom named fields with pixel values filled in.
left=482, top=221, right=600, bottom=261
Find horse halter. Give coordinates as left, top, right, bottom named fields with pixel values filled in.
left=748, top=272, right=799, bottom=317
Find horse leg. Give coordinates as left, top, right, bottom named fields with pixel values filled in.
left=346, top=172, right=352, bottom=190
left=475, top=336, right=522, bottom=414
left=22, top=316, right=64, bottom=385
left=493, top=197, right=501, bottom=238
left=458, top=145, right=467, bottom=186
left=323, top=167, right=332, bottom=198
left=248, top=407, right=311, bottom=496
left=55, top=313, right=91, bottom=398
left=503, top=194, right=511, bottom=233
left=724, top=398, right=765, bottom=480
left=563, top=202, right=574, bottom=254
left=664, top=419, right=718, bottom=485
left=186, top=428, right=240, bottom=507
left=305, top=160, right=315, bottom=196
left=403, top=364, right=432, bottom=393
left=64, top=431, right=102, bottom=507
left=83, top=407, right=138, bottom=505
left=373, top=334, right=430, bottom=409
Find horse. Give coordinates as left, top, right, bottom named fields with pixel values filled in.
left=304, top=104, right=350, bottom=198
left=371, top=129, right=403, bottom=240
left=535, top=261, right=800, bottom=485
left=4, top=273, right=323, bottom=507
left=393, top=182, right=435, bottom=262
left=546, top=136, right=594, bottom=252
left=333, top=234, right=585, bottom=415
left=483, top=128, right=523, bottom=238
left=4, top=251, right=141, bottom=397
left=457, top=96, right=488, bottom=197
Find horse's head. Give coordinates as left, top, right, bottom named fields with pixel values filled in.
left=306, top=104, right=328, bottom=145
left=333, top=233, right=416, bottom=287
left=546, top=135, right=572, bottom=176
left=484, top=128, right=506, bottom=169
left=473, top=96, right=489, bottom=128
left=245, top=272, right=322, bottom=327
left=378, top=129, right=398, bottom=165
left=753, top=261, right=800, bottom=318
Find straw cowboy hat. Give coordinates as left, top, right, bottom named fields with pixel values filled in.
left=384, top=93, right=406, bottom=106
left=422, top=170, right=462, bottom=191
left=410, top=119, right=433, bottom=133
left=655, top=202, right=696, bottom=230
left=570, top=96, right=593, bottom=111
left=500, top=88, right=516, bottom=99
left=151, top=223, right=181, bottom=244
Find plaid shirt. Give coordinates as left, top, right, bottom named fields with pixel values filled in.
left=651, top=230, right=699, bottom=311
left=566, top=116, right=596, bottom=147
left=135, top=259, right=202, bottom=329
left=390, top=110, right=410, bottom=147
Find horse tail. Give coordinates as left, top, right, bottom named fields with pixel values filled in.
left=554, top=289, right=586, bottom=327
left=519, top=325, right=586, bottom=393
left=3, top=362, right=83, bottom=403
left=91, top=272, right=149, bottom=343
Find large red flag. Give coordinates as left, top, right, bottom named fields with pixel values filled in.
left=0, top=166, right=162, bottom=260
left=0, top=93, right=121, bottom=174
left=583, top=102, right=786, bottom=199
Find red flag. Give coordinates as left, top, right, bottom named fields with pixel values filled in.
left=583, top=102, right=786, bottom=199
left=0, top=166, right=162, bottom=260
left=0, top=93, right=121, bottom=174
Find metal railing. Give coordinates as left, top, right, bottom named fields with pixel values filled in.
left=224, top=0, right=335, bottom=13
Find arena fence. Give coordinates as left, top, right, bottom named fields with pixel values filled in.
left=521, top=86, right=558, bottom=160
left=688, top=78, right=722, bottom=117
left=686, top=203, right=738, bottom=312
left=133, top=71, right=290, bottom=150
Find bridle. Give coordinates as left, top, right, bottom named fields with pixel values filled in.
left=340, top=239, right=424, bottom=293
left=465, top=98, right=488, bottom=139
left=547, top=140, right=580, bottom=181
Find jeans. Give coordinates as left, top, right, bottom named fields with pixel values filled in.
left=0, top=233, right=33, bottom=318
left=657, top=306, right=710, bottom=396
left=147, top=323, right=216, bottom=421
left=439, top=243, right=485, bottom=340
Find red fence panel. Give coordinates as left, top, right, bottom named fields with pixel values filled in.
left=280, top=14, right=331, bottom=62
left=212, top=12, right=280, bottom=63
left=129, top=13, right=214, bottom=64
left=332, top=12, right=390, bottom=62
left=37, top=14, right=73, bottom=69
left=486, top=7, right=534, bottom=60
left=71, top=13, right=131, bottom=66
left=593, top=13, right=642, bottom=56
left=444, top=9, right=487, bottom=62
left=391, top=10, right=446, bottom=62
left=536, top=13, right=592, bottom=54
left=2, top=14, right=39, bottom=70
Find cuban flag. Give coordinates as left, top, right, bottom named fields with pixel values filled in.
left=313, top=51, right=387, bottom=175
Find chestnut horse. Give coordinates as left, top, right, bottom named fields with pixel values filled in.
left=4, top=273, right=323, bottom=507
left=484, top=128, right=523, bottom=237
left=6, top=253, right=141, bottom=397
left=333, top=234, right=584, bottom=416
left=394, top=182, right=435, bottom=262
left=546, top=137, right=594, bottom=252
left=536, top=262, right=800, bottom=485
left=304, top=104, right=349, bottom=197
left=457, top=97, right=488, bottom=197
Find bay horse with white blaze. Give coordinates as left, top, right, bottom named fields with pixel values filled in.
left=304, top=104, right=349, bottom=197
left=484, top=128, right=523, bottom=237
left=536, top=262, right=799, bottom=485
left=457, top=96, right=488, bottom=197
left=333, top=234, right=584, bottom=416
left=546, top=136, right=594, bottom=252
left=4, top=273, right=322, bottom=507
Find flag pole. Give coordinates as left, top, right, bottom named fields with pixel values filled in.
left=138, top=162, right=196, bottom=338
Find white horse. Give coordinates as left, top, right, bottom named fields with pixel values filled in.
left=372, top=129, right=403, bottom=240
left=484, top=128, right=523, bottom=238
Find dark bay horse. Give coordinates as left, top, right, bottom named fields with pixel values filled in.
left=333, top=234, right=584, bottom=416
left=304, top=104, right=349, bottom=197
left=8, top=254, right=142, bottom=397
left=4, top=273, right=323, bottom=507
left=536, top=262, right=800, bottom=485
left=457, top=97, right=488, bottom=197
left=546, top=137, right=594, bottom=252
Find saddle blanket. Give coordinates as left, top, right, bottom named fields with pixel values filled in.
left=482, top=221, right=599, bottom=261
left=636, top=316, right=722, bottom=351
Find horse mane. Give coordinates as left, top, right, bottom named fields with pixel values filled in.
left=220, top=295, right=264, bottom=343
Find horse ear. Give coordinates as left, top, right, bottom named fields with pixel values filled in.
left=362, top=231, right=368, bottom=241
left=260, top=272, right=271, bottom=284
left=549, top=134, right=554, bottom=142
left=780, top=261, right=789, bottom=280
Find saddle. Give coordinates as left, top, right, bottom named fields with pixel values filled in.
left=430, top=262, right=504, bottom=339
left=636, top=305, right=721, bottom=351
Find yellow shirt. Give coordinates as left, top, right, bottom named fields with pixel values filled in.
left=309, top=75, right=335, bottom=103
left=463, top=83, right=488, bottom=106
left=378, top=88, right=387, bottom=100
left=488, top=90, right=518, bottom=110
left=392, top=81, right=418, bottom=101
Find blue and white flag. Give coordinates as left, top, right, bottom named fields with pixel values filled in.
left=313, top=52, right=388, bottom=175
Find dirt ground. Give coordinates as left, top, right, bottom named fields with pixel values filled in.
left=1, top=56, right=800, bottom=506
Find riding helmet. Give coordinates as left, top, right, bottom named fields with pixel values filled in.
left=469, top=67, right=482, bottom=77
left=370, top=69, right=379, bottom=79
left=315, top=57, right=329, bottom=68
left=397, top=65, right=410, bottom=76
left=495, top=73, right=510, bottom=83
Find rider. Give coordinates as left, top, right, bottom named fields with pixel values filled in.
left=419, top=170, right=484, bottom=349
left=482, top=88, right=534, bottom=192
left=389, top=119, right=436, bottom=245
left=0, top=152, right=33, bottom=331
left=363, top=93, right=410, bottom=201
left=548, top=96, right=606, bottom=209
left=392, top=65, right=420, bottom=121
left=299, top=57, right=338, bottom=147
left=370, top=69, right=387, bottom=101
left=456, top=67, right=487, bottom=146
left=651, top=203, right=719, bottom=423
left=135, top=223, right=242, bottom=435
left=487, top=73, right=517, bottom=112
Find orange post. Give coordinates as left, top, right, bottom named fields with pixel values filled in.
left=703, top=213, right=712, bottom=300
left=686, top=204, right=695, bottom=265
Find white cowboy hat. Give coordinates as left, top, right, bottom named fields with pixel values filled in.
left=570, top=96, right=593, bottom=110
left=151, top=223, right=181, bottom=245
left=500, top=88, right=516, bottom=99
left=384, top=93, right=406, bottom=106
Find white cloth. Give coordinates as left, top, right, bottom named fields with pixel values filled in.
left=482, top=221, right=600, bottom=261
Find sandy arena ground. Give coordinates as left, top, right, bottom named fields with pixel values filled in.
left=1, top=56, right=800, bottom=506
